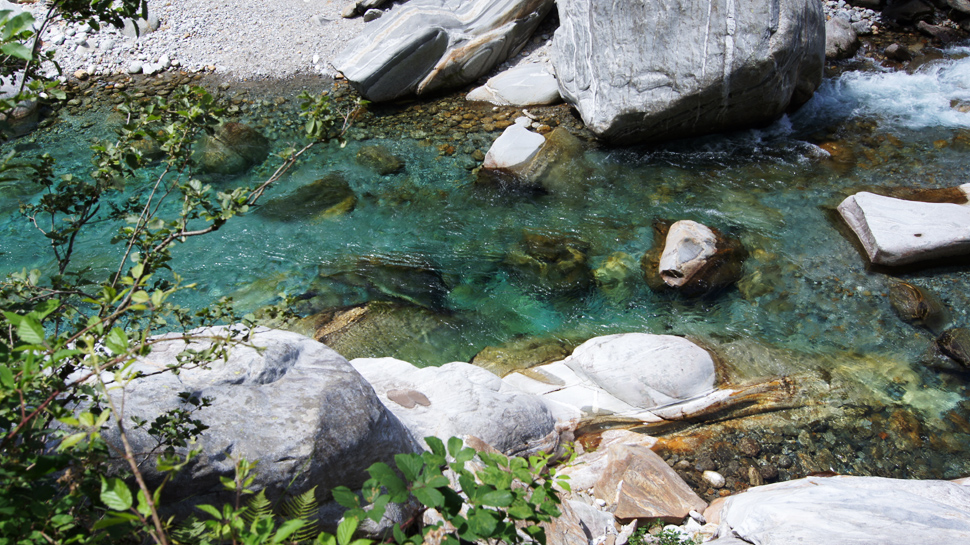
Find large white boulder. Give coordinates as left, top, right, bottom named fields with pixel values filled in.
left=467, top=62, right=562, bottom=107
left=551, top=0, right=824, bottom=144
left=707, top=476, right=970, bottom=543
left=333, top=0, right=554, bottom=102
left=351, top=357, right=560, bottom=456
left=838, top=187, right=970, bottom=266
left=101, top=327, right=416, bottom=510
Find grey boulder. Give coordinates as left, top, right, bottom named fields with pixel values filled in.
left=552, top=0, right=825, bottom=144
left=351, top=357, right=560, bottom=457
left=838, top=187, right=970, bottom=266
left=101, top=327, right=415, bottom=509
left=467, top=62, right=562, bottom=107
left=334, top=0, right=554, bottom=102
left=708, top=476, right=970, bottom=543
left=825, top=17, right=860, bottom=60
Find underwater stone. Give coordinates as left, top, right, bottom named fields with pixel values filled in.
left=938, top=327, right=970, bottom=368
left=198, top=122, right=270, bottom=175
left=356, top=144, right=404, bottom=175
left=642, top=220, right=747, bottom=298
left=504, top=231, right=592, bottom=295
left=887, top=280, right=949, bottom=334
left=258, top=172, right=357, bottom=222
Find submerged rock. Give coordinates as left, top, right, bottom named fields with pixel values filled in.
left=351, top=357, right=560, bottom=456
left=887, top=280, right=949, bottom=333
left=197, top=122, right=270, bottom=175
left=333, top=0, right=555, bottom=102
left=593, top=251, right=638, bottom=300
left=938, top=327, right=970, bottom=368
left=642, top=220, right=747, bottom=298
left=504, top=231, right=592, bottom=295
left=356, top=145, right=405, bottom=175
left=466, top=62, right=562, bottom=107
left=320, top=256, right=451, bottom=311
left=478, top=126, right=589, bottom=194
left=551, top=0, right=824, bottom=144
left=471, top=336, right=572, bottom=377
left=0, top=100, right=38, bottom=138
left=838, top=188, right=970, bottom=266
left=479, top=124, right=546, bottom=188
left=99, top=327, right=416, bottom=512
left=258, top=173, right=357, bottom=222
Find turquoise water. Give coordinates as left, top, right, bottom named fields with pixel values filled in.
left=5, top=55, right=970, bottom=478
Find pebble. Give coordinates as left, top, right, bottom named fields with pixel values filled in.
left=702, top=470, right=726, bottom=488
left=128, top=61, right=143, bottom=74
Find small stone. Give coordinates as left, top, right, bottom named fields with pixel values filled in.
left=695, top=456, right=717, bottom=472
left=73, top=69, right=89, bottom=81
left=748, top=466, right=765, bottom=486
left=363, top=9, right=383, bottom=22
left=128, top=62, right=143, bottom=74
left=342, top=2, right=358, bottom=18
left=702, top=470, right=726, bottom=488
left=738, top=437, right=761, bottom=457
left=594, top=498, right=606, bottom=507
left=514, top=116, right=531, bottom=127
left=760, top=464, right=779, bottom=481
left=777, top=455, right=793, bottom=469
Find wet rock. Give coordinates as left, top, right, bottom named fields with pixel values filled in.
left=258, top=173, right=357, bottom=222
left=99, top=327, right=416, bottom=514
left=334, top=0, right=555, bottom=102
left=885, top=43, right=914, bottom=63
left=882, top=0, right=935, bottom=24
left=356, top=145, right=404, bottom=175
left=198, top=122, right=270, bottom=175
left=641, top=220, right=747, bottom=298
left=466, top=62, right=562, bottom=107
left=938, top=327, right=970, bottom=368
left=544, top=499, right=618, bottom=545
left=593, top=251, right=638, bottom=300
left=351, top=357, right=560, bottom=457
left=838, top=188, right=970, bottom=266
left=887, top=280, right=949, bottom=333
left=479, top=124, right=546, bottom=189
left=713, top=476, right=970, bottom=543
left=551, top=0, right=824, bottom=144
left=826, top=17, right=860, bottom=60
left=950, top=0, right=970, bottom=15
left=918, top=21, right=964, bottom=44
left=504, top=231, right=592, bottom=294
left=470, top=336, right=571, bottom=377
left=738, top=437, right=762, bottom=458
left=594, top=444, right=708, bottom=522
left=0, top=100, right=38, bottom=138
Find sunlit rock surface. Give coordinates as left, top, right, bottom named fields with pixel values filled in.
left=838, top=187, right=970, bottom=266
left=552, top=0, right=824, bottom=144
left=334, top=0, right=554, bottom=102
left=706, top=476, right=970, bottom=544
left=466, top=62, right=562, bottom=106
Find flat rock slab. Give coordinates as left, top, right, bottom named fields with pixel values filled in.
left=351, top=357, right=559, bottom=456
left=838, top=188, right=970, bottom=266
left=334, top=0, right=554, bottom=102
left=711, top=476, right=970, bottom=543
left=467, top=62, right=562, bottom=106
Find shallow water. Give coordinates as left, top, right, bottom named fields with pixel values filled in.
left=5, top=54, right=970, bottom=481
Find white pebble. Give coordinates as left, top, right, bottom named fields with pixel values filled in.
left=702, top=470, right=726, bottom=488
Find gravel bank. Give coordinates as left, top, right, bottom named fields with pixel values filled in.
left=23, top=0, right=367, bottom=80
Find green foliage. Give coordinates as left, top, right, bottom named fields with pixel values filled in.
left=336, top=437, right=568, bottom=545
left=628, top=522, right=699, bottom=545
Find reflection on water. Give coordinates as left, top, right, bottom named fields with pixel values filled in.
left=5, top=51, right=970, bottom=483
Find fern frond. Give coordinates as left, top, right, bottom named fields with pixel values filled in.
left=281, top=486, right=320, bottom=543
left=242, top=489, right=274, bottom=526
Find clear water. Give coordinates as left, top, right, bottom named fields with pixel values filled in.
left=5, top=54, right=970, bottom=479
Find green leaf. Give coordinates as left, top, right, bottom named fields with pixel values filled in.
left=366, top=462, right=407, bottom=501
left=0, top=365, right=13, bottom=388
left=336, top=516, right=358, bottom=545
left=100, top=477, right=133, bottom=511
left=447, top=436, right=463, bottom=457
left=479, top=489, right=513, bottom=507
left=58, top=432, right=87, bottom=451
left=196, top=503, right=222, bottom=519
left=16, top=315, right=44, bottom=345
left=315, top=533, right=337, bottom=545
left=105, top=327, right=130, bottom=354
left=331, top=486, right=360, bottom=509
left=136, top=489, right=151, bottom=517
left=465, top=509, right=498, bottom=538
left=92, top=513, right=138, bottom=530
left=411, top=485, right=444, bottom=508
left=272, top=519, right=305, bottom=544
left=1, top=42, right=32, bottom=61
left=394, top=452, right=424, bottom=482
left=426, top=436, right=445, bottom=457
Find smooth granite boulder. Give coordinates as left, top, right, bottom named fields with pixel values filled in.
left=467, top=62, right=562, bottom=107
left=351, top=357, right=560, bottom=457
left=552, top=0, right=825, bottom=144
left=707, top=476, right=970, bottom=544
left=838, top=187, right=970, bottom=266
left=825, top=17, right=860, bottom=60
left=100, top=327, right=416, bottom=510
left=334, top=0, right=554, bottom=102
